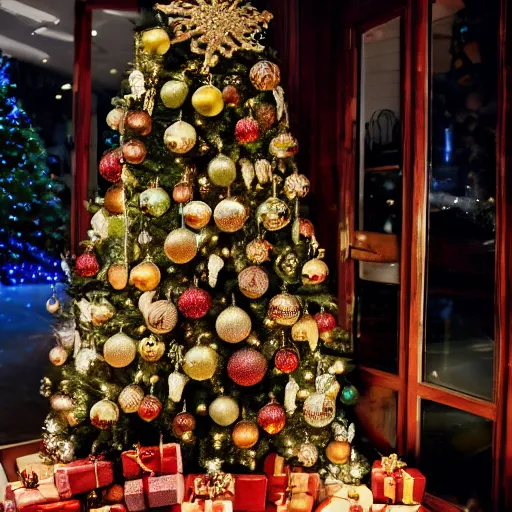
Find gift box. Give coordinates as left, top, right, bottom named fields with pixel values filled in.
left=263, top=454, right=288, bottom=504
left=5, top=476, right=60, bottom=511
left=370, top=506, right=421, bottom=512
left=233, top=475, right=267, bottom=511
left=124, top=479, right=146, bottom=512
left=182, top=499, right=234, bottom=512
left=144, top=474, right=185, bottom=508
left=122, top=442, right=183, bottom=479
left=186, top=474, right=235, bottom=502
left=20, top=500, right=82, bottom=512
left=0, top=501, right=15, bottom=512
left=54, top=457, right=114, bottom=499
left=289, top=473, right=321, bottom=501
left=90, top=506, right=128, bottom=512
left=16, top=453, right=54, bottom=481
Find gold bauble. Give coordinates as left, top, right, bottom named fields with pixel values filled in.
left=196, top=403, right=208, bottom=416
left=145, top=299, right=178, bottom=335
left=46, top=297, right=60, bottom=314
left=181, top=431, right=194, bottom=443
left=257, top=197, right=291, bottom=231
left=103, top=332, right=137, bottom=368
left=238, top=266, right=269, bottom=299
left=297, top=389, right=311, bottom=401
left=90, top=399, right=119, bottom=430
left=246, top=332, right=261, bottom=347
left=118, top=384, right=144, bottom=414
left=49, top=345, right=68, bottom=366
left=164, top=121, right=197, bottom=154
left=130, top=260, right=161, bottom=291
left=161, top=80, right=189, bottom=109
left=183, top=346, right=218, bottom=381
left=250, top=60, right=281, bottom=91
left=183, top=201, right=212, bottom=229
left=221, top=247, right=231, bottom=258
left=192, top=85, right=224, bottom=117
left=325, top=440, right=351, bottom=464
left=142, top=28, right=171, bottom=55
left=138, top=335, right=166, bottom=362
left=209, top=396, right=240, bottom=426
left=268, top=293, right=301, bottom=326
left=263, top=317, right=276, bottom=329
left=304, top=370, right=315, bottom=383
left=104, top=183, right=125, bottom=215
left=106, top=107, right=124, bottom=131
left=173, top=182, right=193, bottom=204
left=232, top=420, right=259, bottom=449
left=214, top=198, right=248, bottom=232
left=215, top=305, right=252, bottom=343
left=208, top=154, right=236, bottom=187
left=302, top=258, right=329, bottom=285
left=108, top=264, right=128, bottom=290
left=164, top=227, right=198, bottom=264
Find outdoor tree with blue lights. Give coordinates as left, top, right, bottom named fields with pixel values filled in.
left=0, top=54, right=67, bottom=285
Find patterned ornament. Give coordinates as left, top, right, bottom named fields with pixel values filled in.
left=254, top=103, right=277, bottom=131
left=90, top=300, right=116, bottom=327
left=161, top=80, right=189, bottom=109
left=314, top=312, right=337, bottom=336
left=274, top=348, right=299, bottom=374
left=216, top=305, right=252, bottom=343
left=103, top=332, right=137, bottom=368
left=106, top=107, right=124, bottom=130
left=173, top=181, right=193, bottom=203
left=270, top=133, right=299, bottom=159
left=257, top=401, right=286, bottom=434
left=227, top=348, right=267, bottom=386
left=90, top=399, right=119, bottom=429
left=299, top=218, right=316, bottom=238
left=302, top=258, right=329, bottom=285
left=140, top=186, right=171, bottom=218
left=164, top=227, right=197, bottom=264
left=268, top=294, right=301, bottom=326
left=296, top=442, right=319, bottom=467
left=122, top=139, right=147, bottom=164
left=168, top=372, right=189, bottom=402
left=209, top=396, right=240, bottom=426
left=192, top=85, right=225, bottom=117
left=99, top=148, right=123, bottom=183
left=130, top=260, right=161, bottom=291
left=183, top=201, right=212, bottom=229
left=255, top=159, right=273, bottom=185
left=138, top=335, right=166, bottom=362
left=178, top=287, right=212, bottom=318
left=238, top=266, right=269, bottom=299
left=208, top=154, right=237, bottom=187
left=222, top=85, right=240, bottom=106
left=183, top=346, right=218, bottom=381
left=76, top=251, right=99, bottom=277
left=104, top=183, right=125, bottom=215
left=257, top=197, right=291, bottom=231
left=125, top=110, right=152, bottom=136
left=232, top=420, right=259, bottom=449
left=128, top=70, right=146, bottom=100
left=75, top=348, right=98, bottom=374
left=118, top=385, right=144, bottom=414
left=173, top=412, right=196, bottom=437
left=164, top=121, right=197, bottom=154
left=250, top=61, right=281, bottom=91
left=235, top=117, right=260, bottom=144
left=284, top=173, right=310, bottom=200
left=141, top=27, right=171, bottom=55
left=239, top=158, right=255, bottom=190
left=246, top=238, right=272, bottom=264
left=108, top=264, right=128, bottom=291
left=214, top=198, right=248, bottom=232
left=303, top=392, right=336, bottom=428
left=138, top=395, right=163, bottom=422
left=340, top=385, right=360, bottom=405
left=139, top=293, right=178, bottom=334
left=291, top=314, right=319, bottom=352
left=325, top=440, right=351, bottom=464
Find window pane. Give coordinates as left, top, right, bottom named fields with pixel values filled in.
left=420, top=400, right=492, bottom=509
left=424, top=0, right=499, bottom=400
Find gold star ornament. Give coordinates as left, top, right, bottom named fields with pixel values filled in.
left=155, top=0, right=273, bottom=72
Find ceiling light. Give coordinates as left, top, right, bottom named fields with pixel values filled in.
left=33, top=27, right=73, bottom=43
left=0, top=0, right=60, bottom=24
left=109, top=68, right=118, bottom=75
left=0, top=35, right=50, bottom=64
left=41, top=58, right=48, bottom=63
left=55, top=94, right=62, bottom=100
left=61, top=83, right=72, bottom=91
left=91, top=30, right=98, bottom=36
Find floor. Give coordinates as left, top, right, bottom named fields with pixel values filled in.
left=0, top=284, right=57, bottom=446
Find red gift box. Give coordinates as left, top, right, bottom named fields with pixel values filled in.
left=263, top=454, right=288, bottom=504
left=182, top=499, right=234, bottom=512
left=21, top=500, right=82, bottom=512
left=289, top=473, right=321, bottom=501
left=185, top=474, right=235, bottom=501
left=54, top=458, right=114, bottom=499
left=5, top=477, right=60, bottom=511
left=233, top=475, right=267, bottom=511
left=122, top=442, right=183, bottom=479
left=144, top=474, right=185, bottom=508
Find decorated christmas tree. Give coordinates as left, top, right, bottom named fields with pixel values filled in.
left=0, top=54, right=67, bottom=285
left=42, top=0, right=368, bottom=498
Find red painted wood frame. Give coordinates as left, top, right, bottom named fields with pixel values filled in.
left=72, top=0, right=137, bottom=253
left=337, top=0, right=512, bottom=509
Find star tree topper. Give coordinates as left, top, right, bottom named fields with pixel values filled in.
left=155, top=0, right=273, bottom=72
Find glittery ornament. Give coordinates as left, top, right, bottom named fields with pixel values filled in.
left=103, top=332, right=137, bottom=368
left=270, top=133, right=299, bottom=159
left=209, top=396, right=240, bottom=426
left=46, top=295, right=60, bottom=314
left=164, top=227, right=197, bottom=264
left=168, top=372, right=189, bottom=402
left=173, top=412, right=196, bottom=437
left=255, top=159, right=272, bottom=184
left=183, top=346, right=218, bottom=381
left=296, top=443, right=318, bottom=467
left=208, top=154, right=237, bottom=187
left=303, top=392, right=336, bottom=428
left=274, top=348, right=299, bottom=374
left=340, top=385, right=360, bottom=405
left=257, top=197, right=291, bottom=231
left=239, top=158, right=255, bottom=190
left=178, top=287, right=212, bottom=318
left=238, top=266, right=269, bottom=299
left=164, top=121, right=197, bottom=154
left=254, top=103, right=277, bottom=131
left=138, top=395, right=162, bottom=422
left=138, top=335, right=166, bottom=362
left=76, top=251, right=100, bottom=277
left=314, top=312, right=337, bottom=337
left=108, top=264, right=128, bottom=290
left=250, top=61, right=281, bottom=91
left=222, top=85, right=240, bottom=106
left=291, top=314, right=319, bottom=351
left=214, top=198, right=248, bottom=232
left=173, top=181, right=193, bottom=203
left=130, top=260, right=161, bottom=291
left=106, top=107, right=124, bottom=130
left=228, top=348, right=267, bottom=386
left=183, top=201, right=212, bottom=229
left=125, top=110, right=152, bottom=136
left=161, top=80, right=189, bottom=108
left=257, top=401, right=286, bottom=434
left=122, top=139, right=147, bottom=164
left=302, top=258, right=329, bottom=285
left=118, top=385, right=144, bottom=413
left=235, top=117, right=260, bottom=144
left=284, top=173, right=310, bottom=200
left=75, top=348, right=98, bottom=375
left=140, top=186, right=171, bottom=217
left=90, top=399, right=119, bottom=429
left=104, top=183, right=125, bottom=215
left=99, top=148, right=123, bottom=183
left=268, top=294, right=301, bottom=326
left=246, top=238, right=272, bottom=264
left=50, top=393, right=74, bottom=412
left=192, top=85, right=224, bottom=117
left=216, top=305, right=252, bottom=343
left=326, top=440, right=351, bottom=464
left=232, top=420, right=259, bottom=449
left=142, top=27, right=171, bottom=54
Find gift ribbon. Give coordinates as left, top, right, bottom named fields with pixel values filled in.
left=126, top=434, right=165, bottom=476
left=401, top=470, right=418, bottom=505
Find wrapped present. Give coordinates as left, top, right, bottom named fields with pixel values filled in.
left=144, top=474, right=185, bottom=508
left=186, top=474, right=235, bottom=501
left=233, top=475, right=267, bottom=511
left=124, top=479, right=145, bottom=512
left=322, top=484, right=373, bottom=512
left=0, top=501, right=16, bottom=512
left=122, top=442, right=182, bottom=479
left=90, top=506, right=128, bottom=512
left=20, top=500, right=82, bottom=512
left=370, top=506, right=421, bottom=512
left=289, top=492, right=315, bottom=512
left=263, top=454, right=288, bottom=503
left=289, top=473, right=321, bottom=501
left=16, top=453, right=54, bottom=481
left=183, top=499, right=234, bottom=512
left=5, top=475, right=60, bottom=511
left=54, top=457, right=114, bottom=499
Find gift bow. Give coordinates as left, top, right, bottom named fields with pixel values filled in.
left=380, top=454, right=406, bottom=475
left=126, top=434, right=166, bottom=477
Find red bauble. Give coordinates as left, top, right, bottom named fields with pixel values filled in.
left=314, top=312, right=337, bottom=334
left=178, top=288, right=212, bottom=319
left=75, top=251, right=99, bottom=277
left=99, top=148, right=123, bottom=183
left=172, top=412, right=196, bottom=437
left=235, top=117, right=260, bottom=144
left=257, top=401, right=286, bottom=434
left=222, top=85, right=241, bottom=106
left=274, top=348, right=299, bottom=374
left=124, top=110, right=152, bottom=136
left=138, top=395, right=162, bottom=422
left=228, top=348, right=267, bottom=387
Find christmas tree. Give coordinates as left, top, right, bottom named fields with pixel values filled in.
left=0, top=54, right=67, bottom=285
left=43, top=0, right=368, bottom=488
